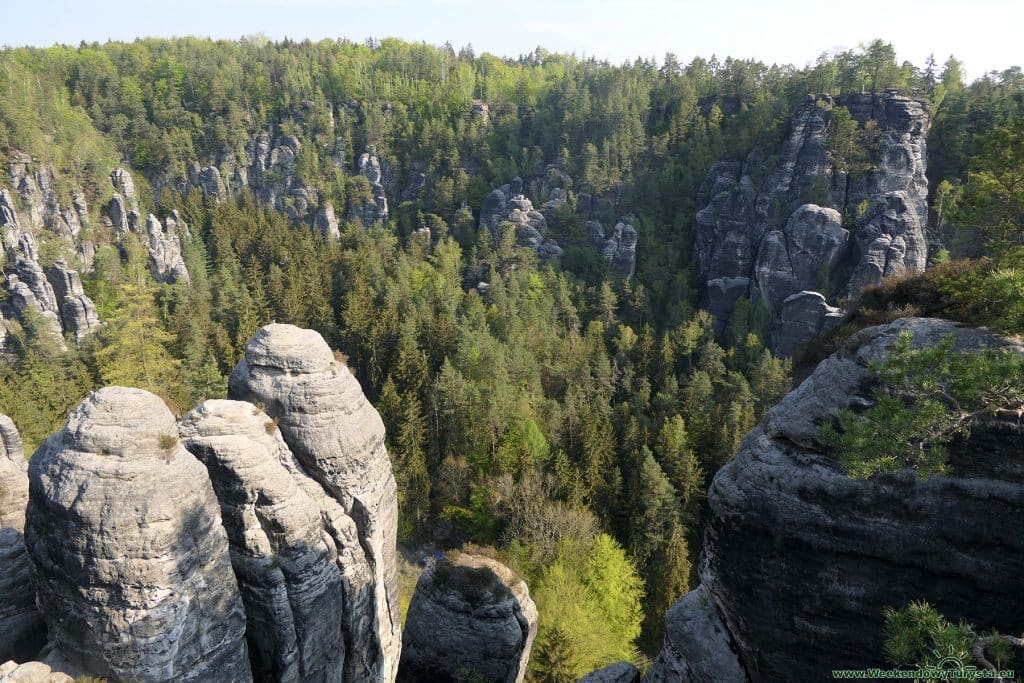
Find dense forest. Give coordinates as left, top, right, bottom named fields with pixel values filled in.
left=1, top=35, right=1022, bottom=679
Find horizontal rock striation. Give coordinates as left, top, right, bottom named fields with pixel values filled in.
left=399, top=554, right=538, bottom=683
left=0, top=416, right=45, bottom=663
left=648, top=318, right=1024, bottom=681
left=180, top=399, right=367, bottom=683
left=228, top=324, right=401, bottom=682
left=695, top=91, right=929, bottom=355
left=24, top=388, right=251, bottom=683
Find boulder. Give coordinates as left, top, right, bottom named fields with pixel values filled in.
left=399, top=554, right=538, bottom=683
left=0, top=660, right=73, bottom=682
left=0, top=416, right=45, bottom=663
left=229, top=324, right=401, bottom=682
left=23, top=388, right=251, bottom=682
left=577, top=661, right=640, bottom=683
left=655, top=318, right=1024, bottom=681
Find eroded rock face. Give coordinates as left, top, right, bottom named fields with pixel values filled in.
left=399, top=555, right=538, bottom=683
left=180, top=399, right=375, bottom=683
left=479, top=189, right=562, bottom=260
left=0, top=659, right=73, bottom=682
left=354, top=152, right=390, bottom=226
left=695, top=92, right=929, bottom=355
left=24, top=388, right=251, bottom=683
left=588, top=216, right=638, bottom=279
left=0, top=416, right=45, bottom=663
left=144, top=213, right=190, bottom=285
left=228, top=324, right=401, bottom=682
left=44, top=261, right=101, bottom=344
left=652, top=318, right=1024, bottom=681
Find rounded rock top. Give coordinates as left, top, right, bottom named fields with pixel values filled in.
left=244, top=323, right=334, bottom=373
left=64, top=386, right=177, bottom=458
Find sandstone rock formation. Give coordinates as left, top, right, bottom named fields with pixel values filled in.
left=0, top=659, right=73, bottom=682
left=24, top=387, right=251, bottom=683
left=181, top=399, right=377, bottom=683
left=587, top=215, right=638, bottom=279
left=399, top=554, right=538, bottom=683
left=228, top=324, right=401, bottom=682
left=1, top=189, right=99, bottom=349
left=695, top=91, right=929, bottom=355
left=647, top=318, right=1024, bottom=681
left=44, top=261, right=101, bottom=344
left=143, top=213, right=190, bottom=285
left=354, top=151, right=390, bottom=226
left=0, top=416, right=45, bottom=663
left=479, top=188, right=563, bottom=260
left=577, top=661, right=641, bottom=683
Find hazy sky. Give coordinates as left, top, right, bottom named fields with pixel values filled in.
left=2, top=0, right=1020, bottom=80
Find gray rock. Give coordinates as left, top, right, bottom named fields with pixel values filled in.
left=478, top=190, right=563, bottom=259
left=314, top=202, right=340, bottom=241
left=578, top=661, right=640, bottom=683
left=770, top=291, right=843, bottom=358
left=0, top=416, right=45, bottom=663
left=229, top=324, right=402, bottom=682
left=110, top=168, right=139, bottom=213
left=682, top=318, right=1024, bottom=680
left=399, top=554, right=538, bottom=683
left=44, top=261, right=101, bottom=345
left=105, top=194, right=131, bottom=236
left=181, top=400, right=363, bottom=683
left=602, top=217, right=638, bottom=279
left=705, top=276, right=750, bottom=332
left=144, top=214, right=190, bottom=285
left=644, top=585, right=746, bottom=683
left=0, top=660, right=73, bottom=682
left=187, top=162, right=227, bottom=202
left=695, top=93, right=929, bottom=354
left=24, top=387, right=251, bottom=683
left=354, top=152, right=389, bottom=226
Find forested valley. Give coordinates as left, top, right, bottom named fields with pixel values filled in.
left=1, top=36, right=1022, bottom=679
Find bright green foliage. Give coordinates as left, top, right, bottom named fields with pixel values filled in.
left=884, top=601, right=1017, bottom=675
left=822, top=333, right=1024, bottom=479
left=530, top=535, right=643, bottom=682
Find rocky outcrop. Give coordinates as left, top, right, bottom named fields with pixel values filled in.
left=398, top=554, right=538, bottom=683
left=695, top=91, right=929, bottom=355
left=314, top=202, right=341, bottom=241
left=353, top=152, right=390, bottom=226
left=228, top=324, right=401, bottom=682
left=479, top=188, right=563, bottom=260
left=578, top=662, right=641, bottom=683
left=644, top=585, right=745, bottom=682
left=181, top=399, right=374, bottom=683
left=144, top=213, right=190, bottom=284
left=650, top=318, right=1024, bottom=681
left=44, top=261, right=101, bottom=344
left=587, top=216, right=638, bottom=279
left=0, top=416, right=45, bottom=663
left=24, top=387, right=251, bottom=683
left=5, top=154, right=86, bottom=241
left=0, top=660, right=73, bottom=682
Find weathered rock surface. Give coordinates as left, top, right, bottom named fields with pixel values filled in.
left=479, top=188, right=562, bottom=260
left=44, top=261, right=101, bottom=344
left=0, top=417, right=45, bottom=663
left=652, top=318, right=1024, bottom=681
left=399, top=554, right=538, bottom=683
left=0, top=660, right=73, bottom=682
left=144, top=213, right=190, bottom=285
left=695, top=91, right=929, bottom=355
left=587, top=215, right=638, bottom=279
left=181, top=399, right=374, bottom=683
left=229, top=324, right=401, bottom=682
left=24, top=387, right=251, bottom=683
left=578, top=661, right=641, bottom=683
left=354, top=151, right=390, bottom=226
left=644, top=585, right=746, bottom=682
left=314, top=202, right=341, bottom=241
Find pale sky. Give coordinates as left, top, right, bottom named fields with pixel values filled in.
left=1, top=0, right=1020, bottom=81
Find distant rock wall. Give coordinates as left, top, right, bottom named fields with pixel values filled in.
left=695, top=91, right=930, bottom=355
left=646, top=318, right=1024, bottom=681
